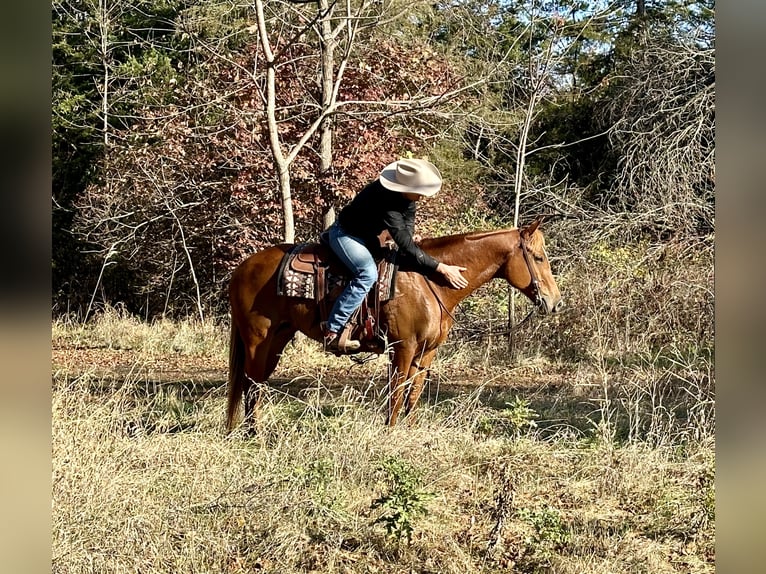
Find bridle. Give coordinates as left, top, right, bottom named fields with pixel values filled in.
left=423, top=233, right=545, bottom=337
left=519, top=236, right=543, bottom=310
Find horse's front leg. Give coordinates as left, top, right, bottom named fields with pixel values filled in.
left=387, top=344, right=417, bottom=426
left=403, top=348, right=437, bottom=422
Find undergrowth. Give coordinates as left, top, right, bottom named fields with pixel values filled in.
left=52, top=358, right=714, bottom=573
left=52, top=232, right=714, bottom=572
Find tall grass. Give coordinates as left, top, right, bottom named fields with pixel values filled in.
left=445, top=231, right=715, bottom=447
left=53, top=368, right=714, bottom=573
left=52, top=304, right=229, bottom=357
left=52, top=229, right=714, bottom=572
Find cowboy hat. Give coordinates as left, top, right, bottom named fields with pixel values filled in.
left=379, top=158, right=442, bottom=197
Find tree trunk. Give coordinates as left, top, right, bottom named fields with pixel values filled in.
left=278, top=163, right=295, bottom=243
left=99, top=0, right=110, bottom=148
left=318, top=0, right=335, bottom=176
left=256, top=0, right=295, bottom=242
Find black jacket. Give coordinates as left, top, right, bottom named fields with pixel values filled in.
left=336, top=180, right=439, bottom=273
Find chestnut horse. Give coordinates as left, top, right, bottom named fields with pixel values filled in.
left=226, top=218, right=563, bottom=431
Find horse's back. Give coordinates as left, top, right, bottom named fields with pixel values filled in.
left=229, top=244, right=293, bottom=318
left=230, top=243, right=324, bottom=344
left=231, top=244, right=291, bottom=286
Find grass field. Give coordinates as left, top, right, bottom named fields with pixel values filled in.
left=51, top=309, right=714, bottom=573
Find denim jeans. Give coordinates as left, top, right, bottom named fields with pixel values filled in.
left=326, top=222, right=378, bottom=334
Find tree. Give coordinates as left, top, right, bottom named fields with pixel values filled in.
left=61, top=0, right=468, bottom=316
left=450, top=1, right=617, bottom=221
left=251, top=0, right=473, bottom=242
left=52, top=0, right=186, bottom=314
left=252, top=0, right=384, bottom=242
left=52, top=0, right=715, bottom=319
left=599, top=24, right=715, bottom=238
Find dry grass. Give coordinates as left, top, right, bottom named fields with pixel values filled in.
left=52, top=305, right=230, bottom=358
left=52, top=312, right=715, bottom=573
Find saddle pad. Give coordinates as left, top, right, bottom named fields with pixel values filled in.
left=276, top=242, right=397, bottom=301
left=376, top=248, right=397, bottom=301
left=277, top=243, right=316, bottom=299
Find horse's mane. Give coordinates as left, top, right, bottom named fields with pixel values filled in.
left=420, top=228, right=515, bottom=248
left=416, top=228, right=517, bottom=261
left=418, top=227, right=544, bottom=259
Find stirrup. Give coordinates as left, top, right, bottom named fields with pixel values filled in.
left=322, top=322, right=361, bottom=354
left=325, top=334, right=361, bottom=354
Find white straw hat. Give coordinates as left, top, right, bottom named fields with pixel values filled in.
left=379, top=158, right=442, bottom=197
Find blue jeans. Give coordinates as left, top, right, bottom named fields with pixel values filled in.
left=326, top=223, right=378, bottom=335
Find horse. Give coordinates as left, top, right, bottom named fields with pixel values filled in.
left=226, top=218, right=563, bottom=431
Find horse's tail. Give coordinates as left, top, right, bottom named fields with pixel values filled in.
left=226, top=319, right=245, bottom=432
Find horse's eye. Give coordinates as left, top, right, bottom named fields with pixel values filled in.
left=534, top=254, right=544, bottom=263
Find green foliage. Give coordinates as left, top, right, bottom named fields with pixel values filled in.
left=476, top=396, right=539, bottom=438
left=589, top=240, right=650, bottom=283
left=371, top=456, right=434, bottom=543
left=525, top=96, right=616, bottom=193
left=518, top=504, right=571, bottom=559
left=117, top=49, right=178, bottom=102
left=178, top=1, right=253, bottom=45
left=291, top=458, right=342, bottom=513
left=502, top=396, right=539, bottom=433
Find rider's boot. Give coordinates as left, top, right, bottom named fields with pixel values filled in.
left=321, top=322, right=361, bottom=354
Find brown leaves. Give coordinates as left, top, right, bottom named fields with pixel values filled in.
left=73, top=20, right=464, bottom=316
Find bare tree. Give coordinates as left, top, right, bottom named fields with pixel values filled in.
left=72, top=0, right=122, bottom=320
left=251, top=0, right=497, bottom=242
left=600, top=31, right=715, bottom=239
left=253, top=0, right=381, bottom=242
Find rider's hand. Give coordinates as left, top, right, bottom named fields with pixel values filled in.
left=436, top=262, right=469, bottom=289
left=377, top=229, right=395, bottom=249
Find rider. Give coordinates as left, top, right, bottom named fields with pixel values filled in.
left=323, top=158, right=469, bottom=353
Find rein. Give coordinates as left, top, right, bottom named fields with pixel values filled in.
left=512, top=306, right=537, bottom=329
left=505, top=234, right=543, bottom=333
left=421, top=230, right=544, bottom=339
left=425, top=276, right=457, bottom=323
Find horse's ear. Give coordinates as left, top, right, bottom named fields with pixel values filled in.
left=521, top=216, right=543, bottom=237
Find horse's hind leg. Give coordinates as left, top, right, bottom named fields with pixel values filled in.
left=239, top=317, right=271, bottom=432
left=241, top=342, right=266, bottom=434
left=243, top=374, right=265, bottom=433
left=242, top=322, right=297, bottom=433
left=263, top=322, right=298, bottom=377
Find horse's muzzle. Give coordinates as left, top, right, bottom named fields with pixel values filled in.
left=539, top=297, right=565, bottom=315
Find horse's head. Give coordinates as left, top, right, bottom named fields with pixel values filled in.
left=508, top=218, right=564, bottom=315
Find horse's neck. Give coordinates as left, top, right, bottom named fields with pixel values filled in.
left=426, top=229, right=515, bottom=308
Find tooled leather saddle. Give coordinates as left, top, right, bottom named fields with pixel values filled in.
left=276, top=236, right=398, bottom=354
